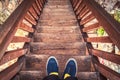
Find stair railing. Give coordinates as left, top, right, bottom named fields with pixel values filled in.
left=70, top=0, right=120, bottom=80
left=0, top=0, right=46, bottom=80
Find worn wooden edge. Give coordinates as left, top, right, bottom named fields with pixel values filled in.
left=74, top=0, right=83, bottom=11
left=76, top=4, right=86, bottom=16
left=79, top=6, right=88, bottom=17
left=95, top=63, right=120, bottom=80
left=12, top=36, right=31, bottom=43
left=83, top=23, right=100, bottom=32
left=73, top=0, right=78, bottom=8
left=0, top=58, right=24, bottom=80
left=28, top=6, right=38, bottom=20
left=80, top=13, right=95, bottom=25
left=0, top=49, right=27, bottom=66
left=87, top=36, right=113, bottom=43
left=19, top=23, right=34, bottom=33
left=25, top=12, right=37, bottom=25
left=80, top=8, right=90, bottom=19
left=37, top=0, right=43, bottom=9
left=36, top=0, right=42, bottom=11
left=34, top=2, right=40, bottom=14
left=32, top=2, right=40, bottom=16
left=92, top=49, right=120, bottom=65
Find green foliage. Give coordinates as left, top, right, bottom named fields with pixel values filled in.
left=97, top=27, right=105, bottom=36
left=114, top=10, right=120, bottom=23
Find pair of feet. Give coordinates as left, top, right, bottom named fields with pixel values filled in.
left=47, top=56, right=77, bottom=79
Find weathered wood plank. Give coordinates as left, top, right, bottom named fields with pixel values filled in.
left=96, top=63, right=120, bottom=80
left=12, top=36, right=31, bottom=43
left=74, top=0, right=82, bottom=11
left=36, top=0, right=42, bottom=11
left=25, top=12, right=37, bottom=25
left=29, top=6, right=38, bottom=20
left=87, top=37, right=113, bottom=43
left=80, top=8, right=90, bottom=18
left=37, top=0, right=43, bottom=9
left=0, top=58, right=23, bottom=80
left=0, top=49, right=27, bottom=66
left=80, top=13, right=95, bottom=25
left=83, top=23, right=99, bottom=32
left=32, top=2, right=40, bottom=16
left=19, top=23, right=34, bottom=32
left=79, top=6, right=88, bottom=17
left=76, top=4, right=85, bottom=16
left=92, top=49, right=120, bottom=65
left=73, top=0, right=79, bottom=8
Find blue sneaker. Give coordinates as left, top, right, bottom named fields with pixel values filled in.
left=46, top=56, right=59, bottom=75
left=63, top=58, right=77, bottom=79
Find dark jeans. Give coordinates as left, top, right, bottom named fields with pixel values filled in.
left=43, top=75, right=78, bottom=80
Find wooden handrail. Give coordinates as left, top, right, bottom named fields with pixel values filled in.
left=0, top=0, right=35, bottom=60
left=92, top=49, right=120, bottom=65
left=0, top=0, right=46, bottom=79
left=84, top=0, right=120, bottom=50
left=96, top=63, right=120, bottom=80
left=71, top=0, right=120, bottom=79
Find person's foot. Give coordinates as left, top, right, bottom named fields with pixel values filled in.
left=62, top=58, right=77, bottom=79
left=46, top=56, right=59, bottom=76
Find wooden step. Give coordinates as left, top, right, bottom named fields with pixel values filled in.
left=39, top=19, right=77, bottom=23
left=41, top=10, right=75, bottom=16
left=43, top=8, right=73, bottom=12
left=37, top=25, right=79, bottom=28
left=47, top=0, right=68, bottom=1
left=41, top=11, right=74, bottom=15
left=38, top=19, right=77, bottom=26
left=31, top=49, right=85, bottom=56
left=46, top=2, right=71, bottom=6
left=34, top=33, right=82, bottom=43
left=39, top=12, right=73, bottom=16
left=77, top=72, right=99, bottom=80
left=42, top=10, right=74, bottom=14
left=19, top=71, right=98, bottom=80
left=45, top=5, right=71, bottom=9
left=42, top=8, right=73, bottom=13
left=48, top=1, right=69, bottom=2
left=38, top=21, right=77, bottom=26
left=30, top=42, right=86, bottom=50
left=38, top=21, right=78, bottom=26
left=19, top=71, right=44, bottom=80
left=45, top=5, right=71, bottom=8
left=40, top=15, right=76, bottom=21
left=25, top=54, right=92, bottom=72
left=36, top=26, right=80, bottom=34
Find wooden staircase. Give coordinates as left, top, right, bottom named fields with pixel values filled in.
left=0, top=0, right=120, bottom=80
left=19, top=0, right=98, bottom=80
